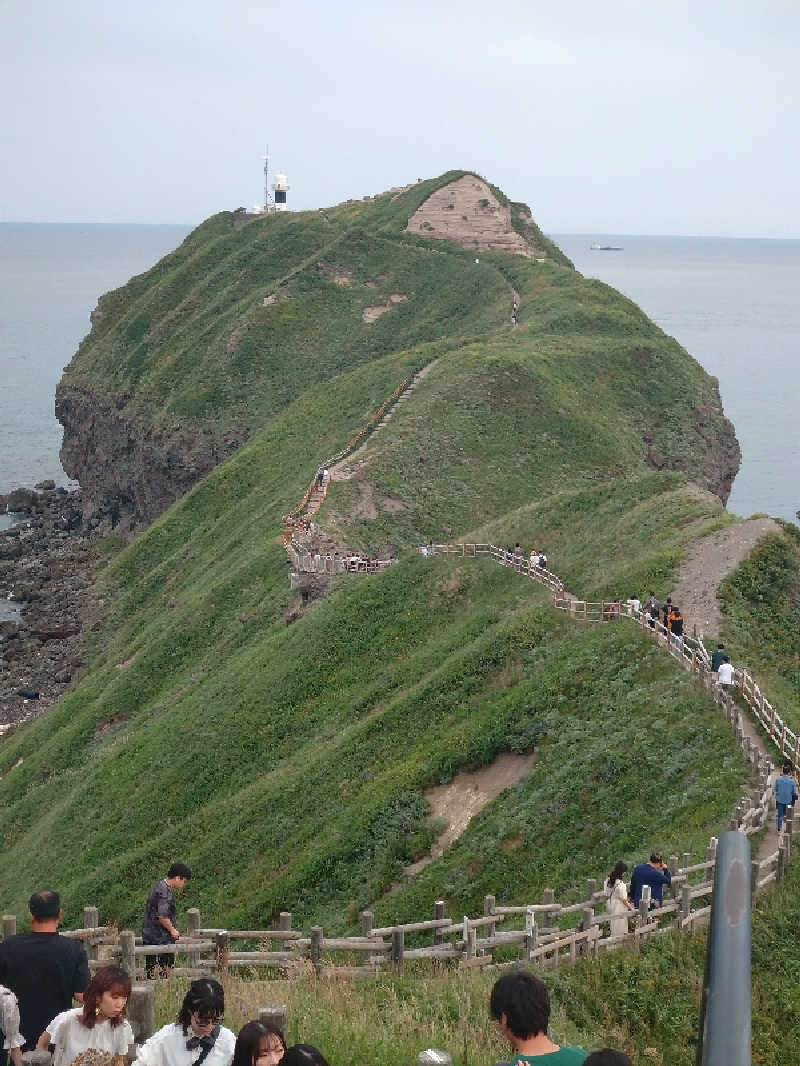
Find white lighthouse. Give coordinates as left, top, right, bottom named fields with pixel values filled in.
left=272, top=173, right=290, bottom=212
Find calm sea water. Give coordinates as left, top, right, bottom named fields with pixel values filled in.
left=0, top=223, right=190, bottom=495
left=0, top=224, right=797, bottom=521
left=555, top=234, right=800, bottom=522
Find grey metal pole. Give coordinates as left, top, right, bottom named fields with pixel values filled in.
left=697, top=830, right=751, bottom=1066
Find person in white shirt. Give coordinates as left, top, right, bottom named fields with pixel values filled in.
left=135, top=980, right=235, bottom=1066
left=38, top=966, right=133, bottom=1066
left=626, top=595, right=641, bottom=617
left=717, top=657, right=735, bottom=687
left=0, top=985, right=23, bottom=1066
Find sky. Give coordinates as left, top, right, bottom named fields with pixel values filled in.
left=2, top=0, right=798, bottom=236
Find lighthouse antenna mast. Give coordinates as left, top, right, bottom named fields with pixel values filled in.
left=263, top=145, right=274, bottom=212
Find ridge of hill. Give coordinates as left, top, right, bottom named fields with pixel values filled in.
left=54, top=170, right=737, bottom=529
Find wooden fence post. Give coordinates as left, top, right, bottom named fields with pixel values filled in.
left=258, top=1005, right=288, bottom=1036
left=433, top=901, right=446, bottom=945
left=580, top=908, right=594, bottom=956
left=360, top=910, right=374, bottom=937
left=186, top=908, right=201, bottom=970
left=120, top=930, right=136, bottom=979
left=310, top=927, right=323, bottom=975
left=2, top=915, right=16, bottom=940
left=777, top=843, right=786, bottom=883
left=524, top=909, right=537, bottom=962
left=391, top=928, right=405, bottom=972
left=680, top=884, right=692, bottom=930
left=279, top=912, right=292, bottom=932
left=127, top=985, right=155, bottom=1044
left=83, top=906, right=100, bottom=964
left=751, top=860, right=761, bottom=896
left=542, top=888, right=555, bottom=931
left=585, top=878, right=596, bottom=903
left=215, top=931, right=229, bottom=972
left=484, top=895, right=496, bottom=942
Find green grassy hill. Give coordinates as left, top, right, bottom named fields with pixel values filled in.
left=5, top=171, right=797, bottom=1064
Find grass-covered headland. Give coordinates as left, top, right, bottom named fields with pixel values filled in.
left=3, top=172, right=798, bottom=1064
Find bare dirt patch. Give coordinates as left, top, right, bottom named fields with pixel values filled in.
left=399, top=752, right=536, bottom=883
left=116, top=651, right=139, bottom=670
left=668, top=516, right=782, bottom=636
left=406, top=176, right=542, bottom=257
left=361, top=295, right=408, bottom=323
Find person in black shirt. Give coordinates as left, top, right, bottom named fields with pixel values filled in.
left=0, top=890, right=89, bottom=1051
left=142, top=863, right=192, bottom=979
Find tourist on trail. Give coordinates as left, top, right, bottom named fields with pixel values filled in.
left=231, top=1021, right=285, bottom=1066
left=489, top=971, right=587, bottom=1063
left=37, top=966, right=133, bottom=1066
left=135, top=980, right=235, bottom=1066
left=142, top=862, right=191, bottom=980
left=0, top=985, right=23, bottom=1066
left=280, top=1047, right=329, bottom=1066
left=668, top=605, right=684, bottom=648
left=0, top=889, right=89, bottom=1052
left=710, top=642, right=726, bottom=682
left=584, top=1052, right=633, bottom=1066
left=717, top=656, right=734, bottom=688
left=603, top=861, right=634, bottom=939
left=625, top=594, right=641, bottom=617
left=630, top=853, right=671, bottom=909
left=514, top=543, right=523, bottom=567
left=661, top=597, right=673, bottom=634
left=775, top=764, right=798, bottom=832
left=646, top=599, right=659, bottom=631
left=529, top=550, right=538, bottom=568
left=538, top=552, right=548, bottom=571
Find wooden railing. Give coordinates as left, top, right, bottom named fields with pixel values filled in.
left=1, top=680, right=781, bottom=983
left=280, top=377, right=411, bottom=549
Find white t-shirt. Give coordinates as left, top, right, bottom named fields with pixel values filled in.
left=718, top=662, right=734, bottom=685
left=135, top=1023, right=236, bottom=1066
left=46, top=1008, right=133, bottom=1066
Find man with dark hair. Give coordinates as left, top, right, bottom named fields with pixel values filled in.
left=710, top=642, right=726, bottom=683
left=142, top=863, right=192, bottom=979
left=630, top=853, right=672, bottom=909
left=489, top=971, right=587, bottom=1063
left=0, top=890, right=89, bottom=1051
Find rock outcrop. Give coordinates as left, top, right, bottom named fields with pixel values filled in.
left=406, top=175, right=547, bottom=257
left=55, top=383, right=245, bottom=528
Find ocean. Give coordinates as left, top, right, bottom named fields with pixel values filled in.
left=0, top=224, right=797, bottom=522
left=555, top=234, right=800, bottom=522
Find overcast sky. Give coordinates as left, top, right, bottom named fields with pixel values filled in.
left=2, top=0, right=797, bottom=236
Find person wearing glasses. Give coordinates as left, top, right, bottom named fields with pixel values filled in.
left=135, top=980, right=235, bottom=1066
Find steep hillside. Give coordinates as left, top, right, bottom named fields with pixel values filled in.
left=55, top=171, right=737, bottom=527
left=0, top=344, right=746, bottom=927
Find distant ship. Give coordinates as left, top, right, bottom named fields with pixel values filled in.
left=590, top=243, right=623, bottom=251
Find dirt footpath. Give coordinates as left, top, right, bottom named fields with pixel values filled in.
left=668, top=517, right=781, bottom=637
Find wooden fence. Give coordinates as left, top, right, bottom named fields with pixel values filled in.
left=1, top=687, right=783, bottom=983
left=3, top=537, right=790, bottom=989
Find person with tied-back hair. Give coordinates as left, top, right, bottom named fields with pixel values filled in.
left=135, top=980, right=235, bottom=1066
left=489, top=971, right=587, bottom=1063
left=280, top=1047, right=329, bottom=1066
left=603, top=862, right=634, bottom=939
left=231, top=1022, right=285, bottom=1066
left=0, top=889, right=89, bottom=1051
left=37, top=966, right=133, bottom=1066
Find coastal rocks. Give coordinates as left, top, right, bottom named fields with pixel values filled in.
left=0, top=486, right=100, bottom=730
left=55, top=381, right=244, bottom=528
